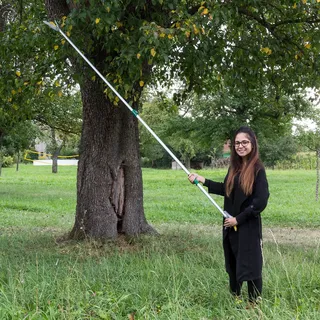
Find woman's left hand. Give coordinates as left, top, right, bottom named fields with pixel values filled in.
left=224, top=217, right=238, bottom=228
left=188, top=173, right=205, bottom=184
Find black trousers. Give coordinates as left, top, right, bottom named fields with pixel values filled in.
left=229, top=275, right=262, bottom=302
left=227, top=230, right=262, bottom=301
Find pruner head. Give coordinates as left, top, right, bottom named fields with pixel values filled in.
left=43, top=20, right=59, bottom=32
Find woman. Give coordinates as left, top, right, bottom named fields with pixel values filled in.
left=188, top=126, right=269, bottom=305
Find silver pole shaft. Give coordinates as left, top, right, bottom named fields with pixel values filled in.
left=135, top=115, right=227, bottom=217
left=44, top=21, right=229, bottom=219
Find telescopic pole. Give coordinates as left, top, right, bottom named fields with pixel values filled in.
left=43, top=21, right=236, bottom=226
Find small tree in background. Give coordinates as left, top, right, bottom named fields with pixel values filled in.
left=34, top=93, right=82, bottom=173
left=296, top=97, right=320, bottom=200
left=139, top=97, right=174, bottom=168
left=1, top=120, right=41, bottom=172
left=259, top=135, right=298, bottom=169
left=297, top=124, right=320, bottom=201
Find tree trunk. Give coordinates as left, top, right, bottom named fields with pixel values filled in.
left=316, top=149, right=319, bottom=201
left=51, top=128, right=62, bottom=174
left=44, top=0, right=156, bottom=240
left=0, top=3, right=13, bottom=32
left=16, top=150, right=20, bottom=172
left=52, top=150, right=61, bottom=174
left=69, top=78, right=156, bottom=240
left=185, top=157, right=191, bottom=169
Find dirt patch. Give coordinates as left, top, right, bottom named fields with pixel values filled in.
left=2, top=224, right=320, bottom=247
left=263, top=227, right=320, bottom=247
left=156, top=223, right=320, bottom=247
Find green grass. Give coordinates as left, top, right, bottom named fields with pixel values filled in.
left=1, top=165, right=319, bottom=228
left=143, top=167, right=320, bottom=228
left=0, top=165, right=320, bottom=319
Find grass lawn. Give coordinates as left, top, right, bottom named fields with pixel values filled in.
left=143, top=167, right=320, bottom=228
left=0, top=165, right=319, bottom=319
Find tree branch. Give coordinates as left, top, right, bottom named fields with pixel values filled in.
left=34, top=116, right=81, bottom=135
left=274, top=18, right=320, bottom=28
left=236, top=5, right=319, bottom=63
left=238, top=6, right=320, bottom=32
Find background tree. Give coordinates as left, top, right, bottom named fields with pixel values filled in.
left=1, top=120, right=40, bottom=172
left=34, top=93, right=82, bottom=173
left=190, top=85, right=314, bottom=140
left=140, top=93, right=213, bottom=169
left=2, top=0, right=320, bottom=239
left=296, top=109, right=320, bottom=201
left=259, top=135, right=298, bottom=169
left=141, top=87, right=309, bottom=169
left=139, top=95, right=175, bottom=168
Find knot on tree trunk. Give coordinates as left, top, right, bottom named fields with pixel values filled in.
left=110, top=166, right=125, bottom=222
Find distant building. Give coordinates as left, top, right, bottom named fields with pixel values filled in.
left=34, top=140, right=47, bottom=159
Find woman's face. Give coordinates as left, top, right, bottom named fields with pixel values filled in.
left=234, top=133, right=252, bottom=159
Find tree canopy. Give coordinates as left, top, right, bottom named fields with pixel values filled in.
left=2, top=1, right=320, bottom=110
left=3, top=0, right=318, bottom=142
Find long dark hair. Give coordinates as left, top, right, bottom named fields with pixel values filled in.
left=226, top=126, right=263, bottom=197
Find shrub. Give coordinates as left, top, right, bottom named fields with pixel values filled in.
left=274, top=153, right=317, bottom=170
left=2, top=155, right=14, bottom=167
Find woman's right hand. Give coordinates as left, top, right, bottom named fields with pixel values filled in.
left=188, top=173, right=205, bottom=184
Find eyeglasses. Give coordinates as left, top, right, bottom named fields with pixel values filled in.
left=234, top=140, right=251, bottom=147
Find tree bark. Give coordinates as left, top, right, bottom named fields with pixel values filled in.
left=44, top=0, right=70, bottom=20
left=185, top=157, right=191, bottom=169
left=69, top=78, right=156, bottom=239
left=0, top=3, right=14, bottom=32
left=44, top=0, right=156, bottom=239
left=16, top=150, right=20, bottom=172
left=51, top=128, right=61, bottom=174
left=316, top=149, right=319, bottom=201
left=0, top=156, right=2, bottom=177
